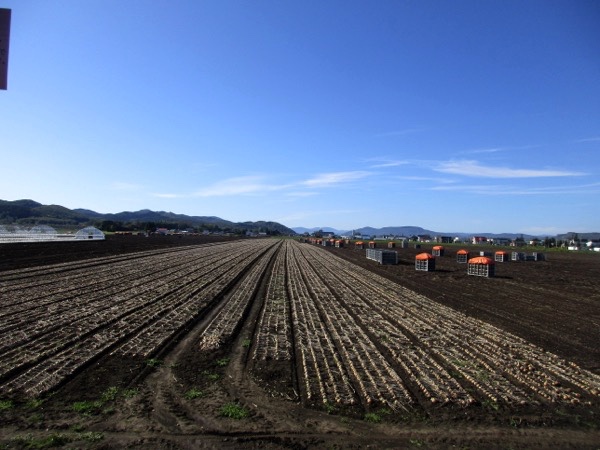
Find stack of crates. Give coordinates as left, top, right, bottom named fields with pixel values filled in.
left=456, top=249, right=469, bottom=263
left=512, top=251, right=525, bottom=261
left=467, top=257, right=495, bottom=277
left=432, top=245, right=445, bottom=256
left=366, top=248, right=398, bottom=265
left=495, top=251, right=509, bottom=262
left=415, top=253, right=435, bottom=271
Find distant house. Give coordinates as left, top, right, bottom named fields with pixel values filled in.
left=435, top=236, right=453, bottom=244
left=417, top=234, right=432, bottom=242
left=586, top=240, right=600, bottom=249
left=510, top=237, right=526, bottom=247
left=472, top=236, right=487, bottom=244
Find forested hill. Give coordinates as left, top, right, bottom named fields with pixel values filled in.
left=0, top=199, right=296, bottom=235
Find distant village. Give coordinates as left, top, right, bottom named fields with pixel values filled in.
left=302, top=230, right=600, bottom=251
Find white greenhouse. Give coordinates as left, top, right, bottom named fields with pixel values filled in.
left=74, top=226, right=105, bottom=240
left=0, top=225, right=58, bottom=242
left=0, top=225, right=105, bottom=243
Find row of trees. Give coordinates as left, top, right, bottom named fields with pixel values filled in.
left=93, top=220, right=283, bottom=236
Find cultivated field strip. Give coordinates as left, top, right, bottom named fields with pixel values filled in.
left=285, top=241, right=357, bottom=406
left=1, top=244, right=248, bottom=388
left=297, top=242, right=600, bottom=407
left=0, top=253, right=218, bottom=337
left=198, top=242, right=282, bottom=350
left=111, top=251, right=258, bottom=358
left=114, top=242, right=280, bottom=358
left=0, top=244, right=225, bottom=308
left=252, top=242, right=293, bottom=362
left=3, top=237, right=599, bottom=412
left=0, top=243, right=249, bottom=355
left=0, top=243, right=216, bottom=285
left=0, top=240, right=278, bottom=397
left=288, top=242, right=413, bottom=410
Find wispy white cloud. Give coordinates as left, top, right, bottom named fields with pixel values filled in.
left=431, top=182, right=600, bottom=195
left=575, top=136, right=600, bottom=143
left=157, top=171, right=373, bottom=200
left=435, top=160, right=585, bottom=178
left=395, top=175, right=456, bottom=184
left=460, top=144, right=539, bottom=155
left=152, top=193, right=180, bottom=198
left=286, top=191, right=319, bottom=198
left=368, top=159, right=410, bottom=168
left=194, top=176, right=291, bottom=197
left=302, top=171, right=372, bottom=188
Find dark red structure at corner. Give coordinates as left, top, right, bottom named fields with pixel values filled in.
left=0, top=8, right=11, bottom=90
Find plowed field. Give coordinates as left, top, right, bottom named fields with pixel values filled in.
left=0, top=236, right=598, bottom=449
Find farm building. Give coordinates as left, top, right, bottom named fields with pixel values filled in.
left=456, top=249, right=469, bottom=263
left=74, top=226, right=105, bottom=240
left=467, top=256, right=495, bottom=277
left=366, top=248, right=398, bottom=265
left=495, top=251, right=509, bottom=262
left=415, top=253, right=435, bottom=271
left=432, top=245, right=445, bottom=256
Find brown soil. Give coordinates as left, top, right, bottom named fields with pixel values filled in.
left=0, top=237, right=599, bottom=449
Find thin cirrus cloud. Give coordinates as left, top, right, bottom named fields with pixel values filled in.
left=193, top=176, right=290, bottom=197
left=434, top=160, right=585, bottom=178
left=368, top=160, right=410, bottom=169
left=152, top=172, right=374, bottom=200
left=301, top=171, right=372, bottom=188
left=152, top=193, right=180, bottom=199
left=460, top=144, right=539, bottom=155
left=431, top=182, right=600, bottom=195
left=286, top=191, right=319, bottom=198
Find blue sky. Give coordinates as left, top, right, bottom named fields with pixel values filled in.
left=1, top=1, right=599, bottom=234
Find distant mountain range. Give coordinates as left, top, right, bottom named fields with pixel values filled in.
left=0, top=199, right=295, bottom=235
left=2, top=199, right=597, bottom=240
left=292, top=226, right=600, bottom=241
